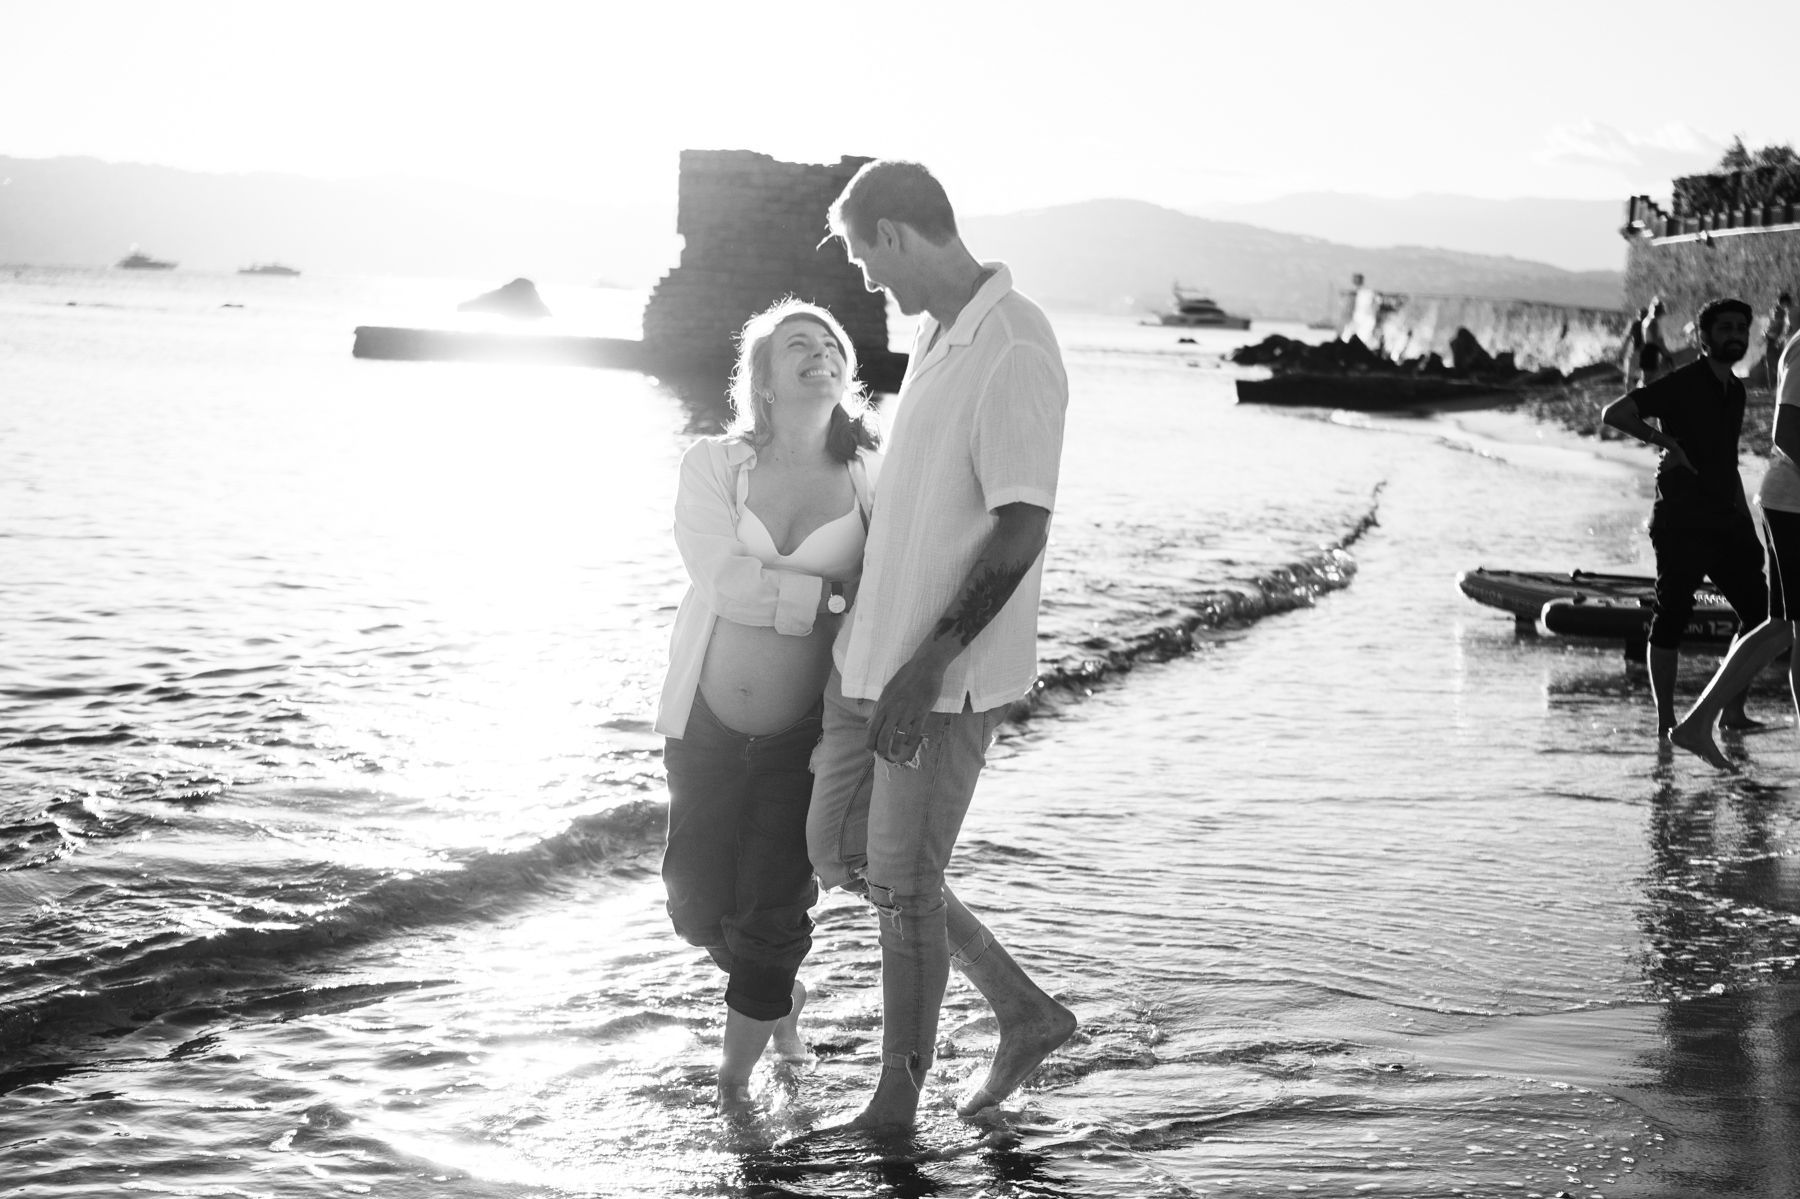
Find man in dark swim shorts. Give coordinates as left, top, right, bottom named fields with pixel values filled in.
left=1602, top=297, right=1764, bottom=738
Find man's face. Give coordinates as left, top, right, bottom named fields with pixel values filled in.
left=1703, top=312, right=1752, bottom=364
left=845, top=226, right=922, bottom=316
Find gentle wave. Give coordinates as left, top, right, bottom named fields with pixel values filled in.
left=0, top=800, right=667, bottom=1056
left=1030, top=489, right=1381, bottom=707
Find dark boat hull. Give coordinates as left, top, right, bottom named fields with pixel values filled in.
left=1237, top=373, right=1508, bottom=410
left=1160, top=314, right=1251, bottom=330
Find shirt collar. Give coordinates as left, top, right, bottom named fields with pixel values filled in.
left=930, top=262, right=1013, bottom=348
left=722, top=437, right=757, bottom=466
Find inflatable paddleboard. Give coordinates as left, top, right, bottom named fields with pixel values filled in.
left=1539, top=595, right=1736, bottom=643
left=1457, top=567, right=1735, bottom=643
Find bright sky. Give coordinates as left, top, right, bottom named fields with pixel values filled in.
left=5, top=0, right=1794, bottom=215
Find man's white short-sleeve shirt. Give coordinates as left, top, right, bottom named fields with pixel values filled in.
left=835, top=263, right=1069, bottom=712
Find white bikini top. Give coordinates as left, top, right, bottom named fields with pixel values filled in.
left=737, top=503, right=865, bottom=576
left=735, top=459, right=870, bottom=578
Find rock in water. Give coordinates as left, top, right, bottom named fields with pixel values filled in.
left=1448, top=327, right=1494, bottom=374
left=458, top=278, right=552, bottom=319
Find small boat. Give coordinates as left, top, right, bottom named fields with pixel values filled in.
left=117, top=250, right=176, bottom=270
left=1236, top=372, right=1510, bottom=410
left=1458, top=567, right=1737, bottom=647
left=239, top=263, right=300, bottom=276
left=1155, top=285, right=1251, bottom=330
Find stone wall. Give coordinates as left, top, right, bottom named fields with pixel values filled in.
left=1343, top=289, right=1629, bottom=372
left=1624, top=225, right=1800, bottom=376
left=640, top=150, right=897, bottom=385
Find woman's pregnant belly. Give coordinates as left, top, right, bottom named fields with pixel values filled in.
left=699, top=614, right=841, bottom=735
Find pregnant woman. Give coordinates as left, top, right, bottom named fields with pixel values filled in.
left=654, top=298, right=881, bottom=1105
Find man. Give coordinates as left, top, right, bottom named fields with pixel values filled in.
left=1622, top=305, right=1648, bottom=391
left=1640, top=297, right=1670, bottom=382
left=1767, top=292, right=1792, bottom=388
left=1601, top=297, right=1765, bottom=738
left=807, top=160, right=1076, bottom=1132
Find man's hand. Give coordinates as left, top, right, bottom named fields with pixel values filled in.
left=868, top=652, right=948, bottom=764
left=1660, top=439, right=1697, bottom=473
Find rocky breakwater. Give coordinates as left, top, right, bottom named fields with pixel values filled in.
left=641, top=150, right=905, bottom=391
left=1344, top=287, right=1629, bottom=374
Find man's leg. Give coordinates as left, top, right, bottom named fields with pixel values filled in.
left=852, top=704, right=1075, bottom=1130
left=806, top=668, right=876, bottom=893
left=1670, top=618, right=1790, bottom=769
left=834, top=703, right=993, bottom=1131
left=943, top=883, right=1076, bottom=1116
left=1707, top=520, right=1774, bottom=729
left=1647, top=644, right=1680, bottom=735
left=1648, top=530, right=1706, bottom=736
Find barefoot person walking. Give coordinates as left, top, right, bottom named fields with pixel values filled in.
left=655, top=299, right=880, bottom=1106
left=807, top=160, right=1076, bottom=1133
left=1602, top=297, right=1768, bottom=739
left=1672, top=325, right=1800, bottom=769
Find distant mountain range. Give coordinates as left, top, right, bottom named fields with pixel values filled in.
left=1192, top=192, right=1628, bottom=274
left=0, top=155, right=676, bottom=285
left=963, top=199, right=1625, bottom=320
left=0, top=156, right=1626, bottom=318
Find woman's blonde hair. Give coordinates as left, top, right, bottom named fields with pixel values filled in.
left=725, top=297, right=879, bottom=461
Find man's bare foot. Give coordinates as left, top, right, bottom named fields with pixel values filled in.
left=1669, top=719, right=1737, bottom=771
left=806, top=1104, right=917, bottom=1137
left=956, top=1002, right=1077, bottom=1118
left=1720, top=711, right=1766, bottom=731
left=772, top=979, right=812, bottom=1064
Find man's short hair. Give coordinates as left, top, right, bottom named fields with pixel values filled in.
left=828, top=160, right=958, bottom=248
left=1697, top=297, right=1754, bottom=336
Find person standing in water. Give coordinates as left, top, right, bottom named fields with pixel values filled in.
left=807, top=160, right=1077, bottom=1133
left=1672, top=324, right=1800, bottom=768
left=655, top=299, right=880, bottom=1107
left=1602, top=297, right=1767, bottom=741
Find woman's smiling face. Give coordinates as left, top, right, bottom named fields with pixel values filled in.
left=767, top=316, right=846, bottom=406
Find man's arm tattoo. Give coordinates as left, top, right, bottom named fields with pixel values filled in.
left=934, top=561, right=1032, bottom=647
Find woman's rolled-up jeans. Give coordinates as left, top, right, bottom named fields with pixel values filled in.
left=662, top=690, right=820, bottom=1022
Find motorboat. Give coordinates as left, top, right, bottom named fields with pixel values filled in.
left=1155, top=284, right=1250, bottom=330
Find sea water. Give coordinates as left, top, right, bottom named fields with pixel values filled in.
left=1, top=268, right=1797, bottom=1197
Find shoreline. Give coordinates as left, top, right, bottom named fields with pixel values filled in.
left=1502, top=369, right=1778, bottom=458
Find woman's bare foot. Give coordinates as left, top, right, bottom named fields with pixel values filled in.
left=956, top=1001, right=1077, bottom=1118
left=1670, top=718, right=1737, bottom=771
left=772, top=979, right=812, bottom=1064
left=716, top=1081, right=756, bottom=1110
